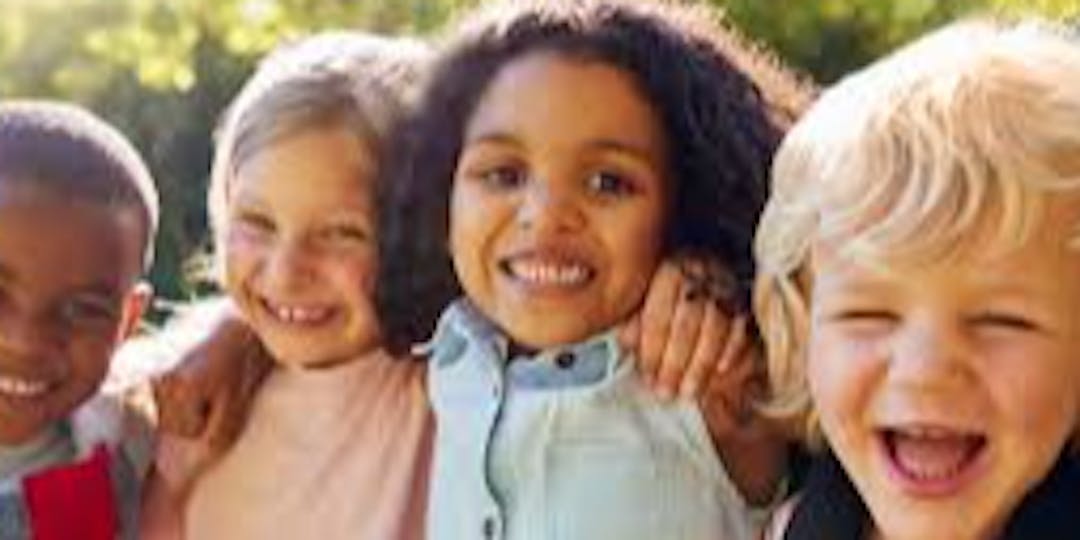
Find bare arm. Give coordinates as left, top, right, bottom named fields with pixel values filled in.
left=621, top=258, right=787, bottom=505
left=151, top=298, right=272, bottom=458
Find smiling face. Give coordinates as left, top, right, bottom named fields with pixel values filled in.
left=224, top=125, right=381, bottom=369
left=0, top=182, right=147, bottom=445
left=449, top=52, right=669, bottom=349
left=806, top=200, right=1080, bottom=540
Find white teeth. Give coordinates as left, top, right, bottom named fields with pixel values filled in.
left=895, top=426, right=961, bottom=439
left=269, top=304, right=331, bottom=324
left=886, top=427, right=984, bottom=482
left=509, top=261, right=591, bottom=285
left=0, top=375, right=49, bottom=398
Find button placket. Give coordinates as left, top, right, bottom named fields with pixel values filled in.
left=554, top=351, right=576, bottom=369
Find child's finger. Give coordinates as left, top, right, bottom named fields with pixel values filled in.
left=697, top=318, right=758, bottom=436
left=677, top=303, right=730, bottom=399
left=653, top=290, right=706, bottom=400
left=704, top=326, right=758, bottom=423
left=636, top=262, right=684, bottom=385
left=700, top=388, right=737, bottom=440
left=617, top=313, right=642, bottom=359
left=712, top=314, right=750, bottom=381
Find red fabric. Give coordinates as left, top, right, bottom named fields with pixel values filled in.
left=23, top=444, right=118, bottom=540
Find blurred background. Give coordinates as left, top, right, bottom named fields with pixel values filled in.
left=1, top=0, right=1076, bottom=309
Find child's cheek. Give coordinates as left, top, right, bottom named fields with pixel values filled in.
left=222, top=226, right=269, bottom=294
left=806, top=327, right=875, bottom=426
left=339, top=251, right=378, bottom=295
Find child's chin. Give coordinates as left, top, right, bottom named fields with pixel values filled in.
left=269, top=344, right=354, bottom=369
left=0, top=419, right=53, bottom=446
left=873, top=514, right=993, bottom=540
left=865, top=488, right=999, bottom=540
left=505, top=325, right=591, bottom=350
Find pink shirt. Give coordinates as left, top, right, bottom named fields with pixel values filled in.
left=149, top=351, right=432, bottom=539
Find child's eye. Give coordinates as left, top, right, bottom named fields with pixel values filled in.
left=321, top=224, right=370, bottom=244
left=586, top=170, right=637, bottom=197
left=968, top=312, right=1039, bottom=334
left=477, top=165, right=527, bottom=191
left=831, top=308, right=897, bottom=322
left=57, top=294, right=119, bottom=329
left=234, top=210, right=275, bottom=234
left=827, top=308, right=899, bottom=332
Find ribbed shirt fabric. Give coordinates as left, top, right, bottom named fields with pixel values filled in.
left=425, top=300, right=758, bottom=540
left=168, top=350, right=432, bottom=540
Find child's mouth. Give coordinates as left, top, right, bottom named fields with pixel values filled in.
left=879, top=425, right=988, bottom=496
left=498, top=255, right=595, bottom=290
left=0, top=373, right=51, bottom=400
left=258, top=297, right=335, bottom=326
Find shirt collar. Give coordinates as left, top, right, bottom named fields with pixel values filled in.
left=428, top=298, right=623, bottom=388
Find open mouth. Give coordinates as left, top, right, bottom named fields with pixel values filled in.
left=0, top=374, right=51, bottom=400
left=879, top=425, right=988, bottom=496
left=498, top=254, right=596, bottom=290
left=258, top=297, right=336, bottom=326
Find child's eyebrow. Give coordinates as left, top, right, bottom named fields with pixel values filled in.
left=465, top=131, right=659, bottom=164
left=229, top=191, right=268, bottom=209
left=585, top=138, right=662, bottom=164
left=463, top=131, right=520, bottom=148
left=0, top=262, right=122, bottom=309
left=67, top=283, right=125, bottom=307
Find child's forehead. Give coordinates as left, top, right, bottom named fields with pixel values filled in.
left=0, top=176, right=145, bottom=224
left=229, top=126, right=376, bottom=208
left=0, top=179, right=147, bottom=281
left=462, top=52, right=671, bottom=173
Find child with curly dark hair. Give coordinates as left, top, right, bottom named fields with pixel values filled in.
left=376, top=1, right=810, bottom=538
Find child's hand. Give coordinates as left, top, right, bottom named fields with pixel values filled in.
left=700, top=332, right=788, bottom=506
left=704, top=341, right=787, bottom=505
left=152, top=309, right=270, bottom=455
left=698, top=316, right=757, bottom=435
left=621, top=259, right=785, bottom=504
left=619, top=257, right=741, bottom=401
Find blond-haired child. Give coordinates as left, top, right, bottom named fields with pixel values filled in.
left=756, top=17, right=1080, bottom=540
left=141, top=32, right=434, bottom=539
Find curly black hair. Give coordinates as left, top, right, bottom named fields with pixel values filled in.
left=377, top=0, right=812, bottom=354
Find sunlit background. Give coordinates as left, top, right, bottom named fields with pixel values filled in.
left=1, top=0, right=1076, bottom=309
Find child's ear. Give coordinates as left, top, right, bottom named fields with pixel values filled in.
left=115, top=281, right=153, bottom=342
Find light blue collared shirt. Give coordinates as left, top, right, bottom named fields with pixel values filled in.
left=425, top=300, right=758, bottom=540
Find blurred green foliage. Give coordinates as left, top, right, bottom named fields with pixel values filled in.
left=0, top=0, right=1075, bottom=305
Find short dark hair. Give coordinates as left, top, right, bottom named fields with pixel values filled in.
left=377, top=0, right=813, bottom=353
left=0, top=100, right=159, bottom=267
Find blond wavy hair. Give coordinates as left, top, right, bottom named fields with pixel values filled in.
left=754, top=17, right=1080, bottom=443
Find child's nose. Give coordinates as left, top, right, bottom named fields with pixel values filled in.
left=262, top=238, right=316, bottom=292
left=887, top=317, right=973, bottom=389
left=516, top=182, right=585, bottom=234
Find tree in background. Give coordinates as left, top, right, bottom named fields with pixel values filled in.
left=0, top=0, right=469, bottom=307
left=0, top=0, right=1075, bottom=308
